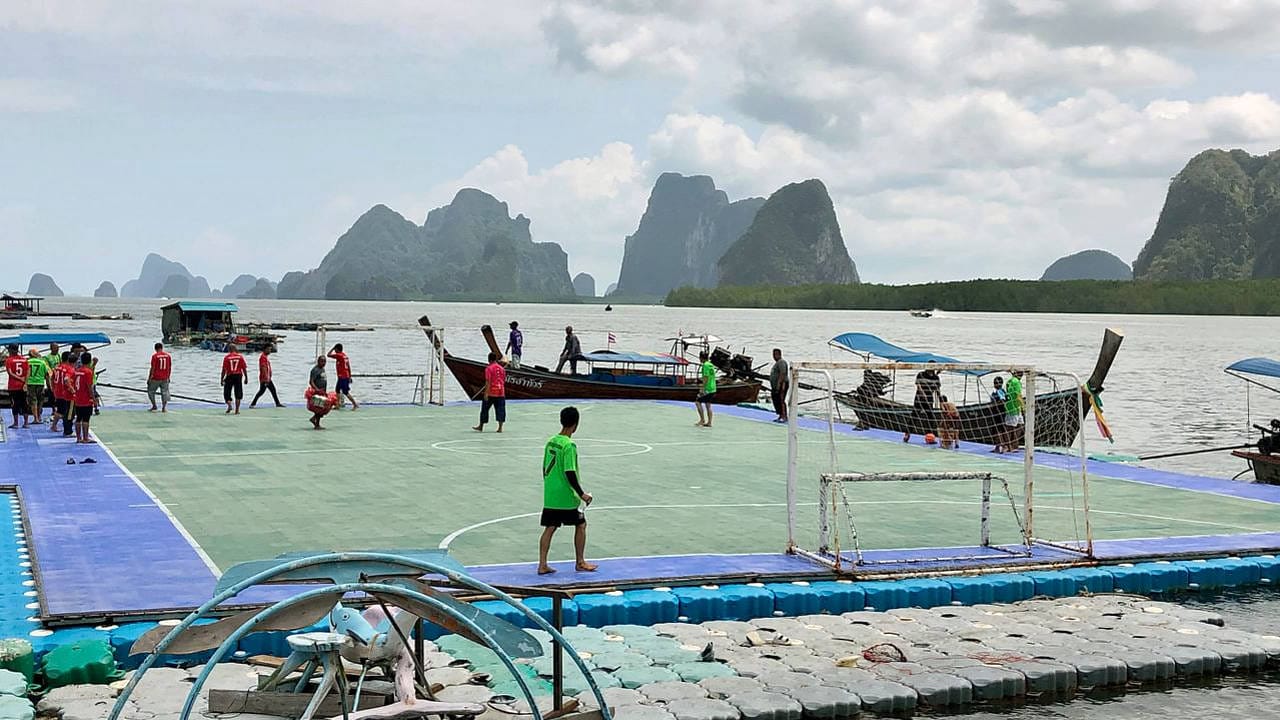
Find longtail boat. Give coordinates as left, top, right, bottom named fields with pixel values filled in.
left=828, top=328, right=1124, bottom=447
left=0, top=331, right=111, bottom=409
left=1225, top=357, right=1280, bottom=484
left=418, top=316, right=762, bottom=404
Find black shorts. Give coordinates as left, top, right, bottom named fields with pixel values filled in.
left=336, top=377, right=352, bottom=393
left=74, top=405, right=94, bottom=423
left=56, top=398, right=70, bottom=416
left=697, top=391, right=716, bottom=403
left=8, top=390, right=27, bottom=409
left=540, top=508, right=586, bottom=527
left=223, top=376, right=244, bottom=401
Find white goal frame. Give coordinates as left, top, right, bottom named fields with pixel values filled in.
left=785, top=360, right=1094, bottom=566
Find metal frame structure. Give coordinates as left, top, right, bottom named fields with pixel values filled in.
left=109, top=552, right=610, bottom=720
left=806, top=471, right=1031, bottom=571
left=785, top=361, right=1094, bottom=565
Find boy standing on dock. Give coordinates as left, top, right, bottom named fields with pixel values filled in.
left=72, top=352, right=96, bottom=443
left=220, top=344, right=249, bottom=414
left=327, top=343, right=359, bottom=410
left=4, top=345, right=29, bottom=429
left=250, top=344, right=283, bottom=409
left=473, top=352, right=507, bottom=433
left=695, top=350, right=717, bottom=428
left=148, top=342, right=172, bottom=413
left=55, top=353, right=75, bottom=437
left=1002, top=370, right=1025, bottom=453
left=538, top=406, right=597, bottom=575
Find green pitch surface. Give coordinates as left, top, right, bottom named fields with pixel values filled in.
left=91, top=402, right=1280, bottom=571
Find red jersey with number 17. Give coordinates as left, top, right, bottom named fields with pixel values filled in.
left=222, top=352, right=247, bottom=378
left=150, top=351, right=172, bottom=381
left=4, top=355, right=28, bottom=391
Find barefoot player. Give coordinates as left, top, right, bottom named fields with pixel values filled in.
left=537, top=406, right=598, bottom=575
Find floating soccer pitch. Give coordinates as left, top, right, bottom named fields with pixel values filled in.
left=9, top=400, right=1280, bottom=622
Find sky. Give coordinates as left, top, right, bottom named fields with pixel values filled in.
left=3, top=1, right=1280, bottom=295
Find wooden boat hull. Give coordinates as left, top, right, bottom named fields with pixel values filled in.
left=444, top=354, right=761, bottom=404
left=1234, top=450, right=1280, bottom=485
left=838, top=387, right=1088, bottom=447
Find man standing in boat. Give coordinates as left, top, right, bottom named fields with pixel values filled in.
left=555, top=326, right=583, bottom=374
left=903, top=361, right=941, bottom=443
left=538, top=406, right=597, bottom=575
left=473, top=352, right=507, bottom=433
left=769, top=348, right=790, bottom=423
left=328, top=343, right=359, bottom=410
left=695, top=350, right=717, bottom=428
left=506, top=321, right=523, bottom=369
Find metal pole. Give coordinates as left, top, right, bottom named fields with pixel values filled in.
left=552, top=597, right=564, bottom=711
left=980, top=476, right=991, bottom=547
left=818, top=475, right=830, bottom=554
left=785, top=367, right=800, bottom=552
left=1074, top=373, right=1093, bottom=556
left=1023, top=370, right=1036, bottom=539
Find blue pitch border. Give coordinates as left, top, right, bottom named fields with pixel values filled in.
left=3, top=401, right=1280, bottom=625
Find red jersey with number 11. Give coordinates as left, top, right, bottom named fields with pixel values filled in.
left=150, top=351, right=172, bottom=381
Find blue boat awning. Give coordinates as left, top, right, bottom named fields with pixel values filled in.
left=0, top=331, right=111, bottom=347
left=829, top=332, right=990, bottom=376
left=1226, top=357, right=1280, bottom=380
left=580, top=350, right=688, bottom=366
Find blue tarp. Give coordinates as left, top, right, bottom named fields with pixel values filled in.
left=580, top=350, right=688, bottom=366
left=0, top=331, right=111, bottom=347
left=161, top=301, right=238, bottom=313
left=1227, top=357, right=1280, bottom=380
left=829, top=332, right=989, bottom=376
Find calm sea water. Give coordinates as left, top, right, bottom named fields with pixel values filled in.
left=31, top=297, right=1280, bottom=478
left=20, top=297, right=1280, bottom=715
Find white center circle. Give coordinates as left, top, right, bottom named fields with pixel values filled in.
left=431, top=437, right=652, bottom=458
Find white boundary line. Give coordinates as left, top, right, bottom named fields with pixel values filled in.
left=438, top=499, right=1265, bottom=551
left=95, top=431, right=222, bottom=576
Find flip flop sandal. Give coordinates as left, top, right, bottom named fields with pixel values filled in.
left=65, top=458, right=76, bottom=465
left=81, top=458, right=97, bottom=464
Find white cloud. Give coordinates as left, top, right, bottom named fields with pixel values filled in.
left=0, top=78, right=75, bottom=112
left=423, top=143, right=651, bottom=287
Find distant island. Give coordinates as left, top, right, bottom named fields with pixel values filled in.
left=1040, top=250, right=1132, bottom=281
left=666, top=278, right=1280, bottom=316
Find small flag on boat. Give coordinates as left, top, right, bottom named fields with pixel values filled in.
left=608, top=332, right=617, bottom=345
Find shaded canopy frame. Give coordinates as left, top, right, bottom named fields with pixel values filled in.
left=108, top=552, right=612, bottom=720
left=1226, top=357, right=1280, bottom=395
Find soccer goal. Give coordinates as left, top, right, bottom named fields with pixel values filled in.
left=784, top=360, right=1094, bottom=572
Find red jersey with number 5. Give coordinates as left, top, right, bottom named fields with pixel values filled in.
left=5, top=355, right=28, bottom=390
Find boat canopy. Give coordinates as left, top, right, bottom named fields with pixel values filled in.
left=162, top=301, right=239, bottom=313
left=0, top=331, right=111, bottom=347
left=829, top=332, right=991, bottom=376
left=1226, top=357, right=1280, bottom=380
left=580, top=350, right=688, bottom=366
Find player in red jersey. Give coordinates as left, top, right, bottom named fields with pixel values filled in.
left=148, top=342, right=173, bottom=412
left=54, top=352, right=75, bottom=437
left=72, top=352, right=96, bottom=443
left=4, top=344, right=30, bottom=429
left=326, top=343, right=359, bottom=410
left=220, top=344, right=249, bottom=414
left=250, top=344, right=283, bottom=408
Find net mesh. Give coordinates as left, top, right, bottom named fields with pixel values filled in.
left=787, top=361, right=1092, bottom=568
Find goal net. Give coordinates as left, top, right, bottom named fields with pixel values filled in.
left=784, top=360, right=1093, bottom=572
